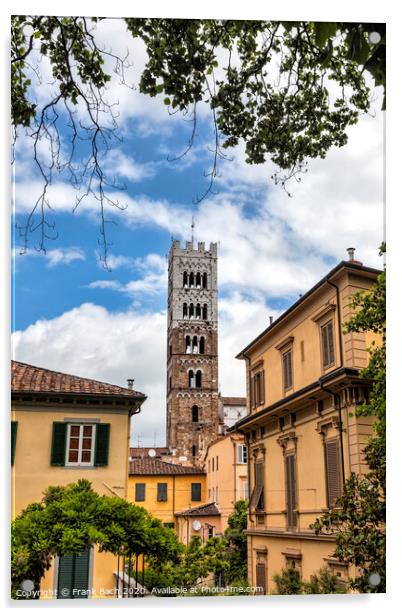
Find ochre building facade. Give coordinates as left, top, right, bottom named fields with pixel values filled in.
left=234, top=255, right=381, bottom=593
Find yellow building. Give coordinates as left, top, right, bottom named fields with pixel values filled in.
left=11, top=360, right=146, bottom=600
left=234, top=253, right=381, bottom=594
left=128, top=456, right=206, bottom=531
left=204, top=433, right=248, bottom=530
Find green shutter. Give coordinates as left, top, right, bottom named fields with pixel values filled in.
left=51, top=422, right=67, bottom=466
left=72, top=549, right=90, bottom=599
left=94, top=423, right=110, bottom=467
left=57, top=553, right=74, bottom=599
left=11, top=421, right=18, bottom=465
left=58, top=549, right=90, bottom=600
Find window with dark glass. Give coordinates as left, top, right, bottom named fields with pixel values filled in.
left=199, top=336, right=205, bottom=354
left=135, top=483, right=146, bottom=502
left=191, top=483, right=202, bottom=501
left=192, top=405, right=199, bottom=422
left=157, top=482, right=168, bottom=502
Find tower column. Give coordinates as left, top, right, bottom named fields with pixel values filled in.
left=166, top=240, right=219, bottom=466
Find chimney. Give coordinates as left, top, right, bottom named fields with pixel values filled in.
left=346, top=247, right=363, bottom=265
left=269, top=316, right=274, bottom=325
left=127, top=378, right=134, bottom=390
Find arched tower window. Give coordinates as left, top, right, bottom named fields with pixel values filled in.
left=192, top=445, right=197, bottom=457
left=185, top=335, right=191, bottom=353
left=192, top=405, right=199, bottom=422
left=189, top=303, right=194, bottom=319
left=189, top=272, right=195, bottom=288
left=202, top=272, right=208, bottom=289
left=188, top=370, right=195, bottom=388
left=196, top=303, right=201, bottom=319
left=202, top=304, right=208, bottom=320
left=196, top=272, right=201, bottom=288
left=195, top=370, right=202, bottom=388
left=183, top=271, right=188, bottom=288
left=183, top=303, right=188, bottom=319
left=199, top=336, right=205, bottom=354
left=192, top=335, right=198, bottom=353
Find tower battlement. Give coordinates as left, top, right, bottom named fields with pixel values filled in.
left=170, top=240, right=218, bottom=257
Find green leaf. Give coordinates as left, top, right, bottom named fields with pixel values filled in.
left=314, top=22, right=337, bottom=49
left=163, top=97, right=171, bottom=105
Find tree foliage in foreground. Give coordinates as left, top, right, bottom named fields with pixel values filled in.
left=11, top=479, right=181, bottom=599
left=140, top=499, right=249, bottom=595
left=273, top=565, right=346, bottom=594
left=11, top=17, right=385, bottom=262
left=312, top=253, right=386, bottom=593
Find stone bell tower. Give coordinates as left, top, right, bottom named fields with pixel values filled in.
left=166, top=239, right=219, bottom=466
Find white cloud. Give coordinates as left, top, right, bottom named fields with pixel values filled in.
left=102, top=150, right=156, bottom=183
left=13, top=246, right=86, bottom=267
left=12, top=297, right=276, bottom=445
left=89, top=252, right=167, bottom=297
left=12, top=303, right=168, bottom=446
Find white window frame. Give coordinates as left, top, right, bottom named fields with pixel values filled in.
left=237, top=443, right=248, bottom=464
left=242, top=480, right=249, bottom=500
left=65, top=423, right=96, bottom=467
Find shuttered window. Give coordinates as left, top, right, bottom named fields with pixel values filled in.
left=285, top=454, right=297, bottom=528
left=250, top=372, right=255, bottom=409
left=94, top=423, right=110, bottom=466
left=283, top=350, right=293, bottom=390
left=321, top=321, right=335, bottom=368
left=256, top=563, right=267, bottom=594
left=250, top=461, right=264, bottom=510
left=11, top=421, right=18, bottom=466
left=135, top=483, right=146, bottom=502
left=251, top=370, right=265, bottom=408
left=51, top=422, right=68, bottom=466
left=57, top=548, right=90, bottom=599
left=157, top=483, right=168, bottom=502
left=191, top=483, right=201, bottom=502
left=325, top=439, right=342, bottom=507
left=51, top=422, right=110, bottom=467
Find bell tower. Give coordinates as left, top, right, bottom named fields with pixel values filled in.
left=166, top=239, right=219, bottom=465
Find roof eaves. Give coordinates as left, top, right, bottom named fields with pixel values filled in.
left=236, top=261, right=381, bottom=359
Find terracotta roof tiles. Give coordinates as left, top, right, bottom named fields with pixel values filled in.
left=129, top=458, right=205, bottom=476
left=11, top=360, right=146, bottom=399
left=175, top=502, right=220, bottom=517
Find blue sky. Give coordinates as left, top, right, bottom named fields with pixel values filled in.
left=11, top=18, right=384, bottom=446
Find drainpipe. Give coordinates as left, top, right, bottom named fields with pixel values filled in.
left=127, top=404, right=143, bottom=499
left=172, top=475, right=175, bottom=521
left=232, top=437, right=237, bottom=507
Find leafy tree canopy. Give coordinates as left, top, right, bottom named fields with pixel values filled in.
left=11, top=17, right=385, bottom=263
left=11, top=479, right=182, bottom=598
